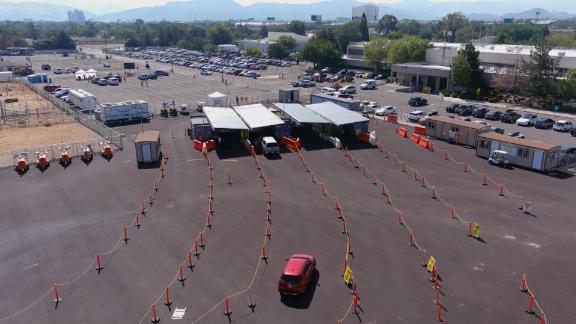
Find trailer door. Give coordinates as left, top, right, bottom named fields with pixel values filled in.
left=532, top=150, right=544, bottom=170
left=141, top=143, right=152, bottom=162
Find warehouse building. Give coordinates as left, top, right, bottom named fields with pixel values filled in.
left=476, top=133, right=561, bottom=172
left=426, top=116, right=491, bottom=147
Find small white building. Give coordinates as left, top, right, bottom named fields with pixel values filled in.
left=239, top=32, right=312, bottom=54
left=216, top=44, right=239, bottom=53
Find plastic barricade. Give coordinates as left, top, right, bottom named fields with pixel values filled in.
left=398, top=127, right=408, bottom=138
left=248, top=145, right=255, bottom=156
left=411, top=133, right=421, bottom=144
left=205, top=140, right=216, bottom=151
left=194, top=140, right=203, bottom=152
left=386, top=115, right=398, bottom=123
left=356, top=132, right=371, bottom=143
left=280, top=136, right=302, bottom=150
left=419, top=138, right=430, bottom=149
left=414, top=125, right=426, bottom=135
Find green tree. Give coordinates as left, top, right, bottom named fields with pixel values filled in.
left=81, top=21, right=98, bottom=37
left=387, top=36, right=429, bottom=64
left=301, top=38, right=342, bottom=69
left=397, top=19, right=421, bottom=36
left=452, top=52, right=472, bottom=89
left=546, top=32, right=576, bottom=48
left=267, top=43, right=289, bottom=59
left=55, top=30, right=75, bottom=49
left=363, top=37, right=389, bottom=72
left=377, top=15, right=398, bottom=35
left=287, top=20, right=306, bottom=36
left=360, top=13, right=369, bottom=41
left=245, top=47, right=262, bottom=57
left=521, top=41, right=560, bottom=97
left=440, top=12, right=468, bottom=42
left=333, top=22, right=362, bottom=53
left=207, top=23, right=233, bottom=45
left=461, top=42, right=483, bottom=88
left=276, top=36, right=297, bottom=52
left=559, top=69, right=576, bottom=100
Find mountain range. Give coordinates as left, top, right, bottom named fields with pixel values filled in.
left=0, top=0, right=574, bottom=21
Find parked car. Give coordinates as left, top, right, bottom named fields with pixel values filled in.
left=278, top=254, right=316, bottom=296
left=200, top=69, right=212, bottom=76
left=137, top=74, right=148, bottom=80
left=41, top=64, right=51, bottom=71
left=107, top=78, right=119, bottom=86
left=571, top=127, right=576, bottom=137
left=534, top=118, right=555, bottom=129
left=490, top=126, right=505, bottom=134
left=445, top=103, right=460, bottom=113
left=507, top=131, right=525, bottom=139
left=500, top=111, right=521, bottom=123
left=408, top=96, right=428, bottom=107
left=472, top=107, right=490, bottom=118
left=260, top=136, right=280, bottom=155
left=553, top=120, right=573, bottom=132
left=97, top=79, right=108, bottom=86
left=103, top=63, right=111, bottom=68
left=418, top=110, right=438, bottom=125
left=154, top=70, right=169, bottom=77
left=360, top=79, right=377, bottom=90
left=339, top=85, right=356, bottom=94
left=516, top=113, right=538, bottom=126
left=53, top=68, right=63, bottom=74
left=320, top=87, right=338, bottom=95
left=408, top=110, right=426, bottom=123
left=485, top=111, right=502, bottom=121
left=375, top=106, right=397, bottom=116
left=456, top=105, right=475, bottom=116
left=300, top=79, right=316, bottom=88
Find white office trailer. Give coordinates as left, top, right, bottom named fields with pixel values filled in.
left=95, top=100, right=150, bottom=126
left=0, top=71, right=14, bottom=82
left=68, top=89, right=97, bottom=111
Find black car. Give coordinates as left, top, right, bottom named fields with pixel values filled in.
left=409, top=97, right=428, bottom=107
left=485, top=111, right=502, bottom=121
left=500, top=111, right=521, bottom=123
left=137, top=74, right=148, bottom=80
left=456, top=105, right=475, bottom=116
left=445, top=104, right=460, bottom=113
left=154, top=70, right=169, bottom=77
left=570, top=127, right=576, bottom=137
left=534, top=118, right=555, bottom=129
left=472, top=107, right=490, bottom=118
left=147, top=73, right=158, bottom=80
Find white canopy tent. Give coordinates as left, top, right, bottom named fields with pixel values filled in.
left=75, top=68, right=97, bottom=79
left=206, top=92, right=230, bottom=107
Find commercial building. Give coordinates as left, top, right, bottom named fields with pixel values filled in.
left=238, top=32, right=311, bottom=54
left=476, top=132, right=561, bottom=172
left=67, top=10, right=86, bottom=23
left=352, top=5, right=379, bottom=22
left=426, top=116, right=491, bottom=147
left=0, top=60, right=32, bottom=76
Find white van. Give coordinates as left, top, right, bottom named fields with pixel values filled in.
left=261, top=137, right=279, bottom=155
left=321, top=87, right=338, bottom=95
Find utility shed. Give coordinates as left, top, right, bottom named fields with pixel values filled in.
left=272, top=103, right=330, bottom=125
left=203, top=107, right=249, bottom=131
left=477, top=132, right=561, bottom=172
left=135, top=131, right=161, bottom=166
left=305, top=102, right=369, bottom=135
left=426, top=115, right=490, bottom=147
left=233, top=103, right=284, bottom=130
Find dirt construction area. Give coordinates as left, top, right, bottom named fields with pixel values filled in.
left=0, top=82, right=98, bottom=167
left=0, top=116, right=574, bottom=324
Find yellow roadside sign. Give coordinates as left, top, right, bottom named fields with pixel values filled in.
left=426, top=256, right=436, bottom=273
left=472, top=223, right=481, bottom=239
left=344, top=265, right=353, bottom=285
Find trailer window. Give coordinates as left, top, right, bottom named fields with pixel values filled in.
left=517, top=148, right=529, bottom=158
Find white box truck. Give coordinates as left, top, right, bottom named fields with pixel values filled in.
left=95, top=100, right=150, bottom=126
left=68, top=89, right=97, bottom=111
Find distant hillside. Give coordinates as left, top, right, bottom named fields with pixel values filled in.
left=0, top=1, right=95, bottom=21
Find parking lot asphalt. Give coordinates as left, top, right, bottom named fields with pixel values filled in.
left=1, top=115, right=574, bottom=323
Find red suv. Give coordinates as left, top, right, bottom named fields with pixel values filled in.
left=278, top=254, right=316, bottom=296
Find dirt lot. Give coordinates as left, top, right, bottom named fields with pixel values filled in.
left=0, top=116, right=573, bottom=324
left=0, top=82, right=98, bottom=167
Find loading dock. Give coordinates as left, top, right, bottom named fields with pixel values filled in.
left=476, top=133, right=561, bottom=172
left=134, top=131, right=161, bottom=167
left=426, top=115, right=490, bottom=147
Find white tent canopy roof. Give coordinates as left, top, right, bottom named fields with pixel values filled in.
left=233, top=104, right=284, bottom=130
left=305, top=102, right=368, bottom=126
left=86, top=68, right=97, bottom=73
left=203, top=107, right=248, bottom=130
left=272, top=103, right=329, bottom=125
left=208, top=91, right=227, bottom=98
left=75, top=69, right=86, bottom=74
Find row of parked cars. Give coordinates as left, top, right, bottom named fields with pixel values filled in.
left=446, top=103, right=575, bottom=135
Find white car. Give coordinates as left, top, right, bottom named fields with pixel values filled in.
left=516, top=114, right=538, bottom=126
left=320, top=87, right=338, bottom=95
left=375, top=106, right=397, bottom=116
left=408, top=110, right=426, bottom=123
left=553, top=120, right=573, bottom=132
left=261, top=136, right=279, bottom=155
left=360, top=80, right=377, bottom=90
left=107, top=78, right=119, bottom=86
left=339, top=85, right=356, bottom=94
